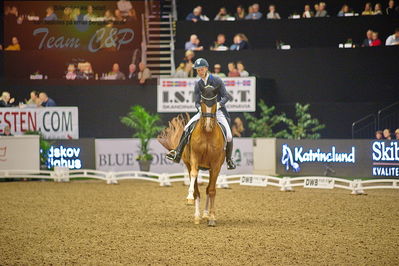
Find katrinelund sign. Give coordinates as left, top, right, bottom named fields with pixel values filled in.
left=157, top=77, right=256, bottom=113
left=0, top=107, right=79, bottom=139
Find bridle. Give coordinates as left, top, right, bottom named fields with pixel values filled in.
left=200, top=94, right=217, bottom=118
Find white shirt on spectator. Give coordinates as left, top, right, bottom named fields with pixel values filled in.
left=385, top=34, right=399, bottom=46
left=239, top=70, right=249, bottom=77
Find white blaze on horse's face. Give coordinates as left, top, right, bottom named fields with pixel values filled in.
left=205, top=105, right=212, bottom=132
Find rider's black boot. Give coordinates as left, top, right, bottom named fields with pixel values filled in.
left=166, top=129, right=191, bottom=163
left=226, top=141, right=236, bottom=170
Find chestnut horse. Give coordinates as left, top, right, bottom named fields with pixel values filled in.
left=158, top=87, right=225, bottom=226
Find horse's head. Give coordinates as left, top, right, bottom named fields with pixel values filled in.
left=200, top=85, right=218, bottom=133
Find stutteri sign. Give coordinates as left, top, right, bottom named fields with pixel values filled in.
left=0, top=107, right=79, bottom=139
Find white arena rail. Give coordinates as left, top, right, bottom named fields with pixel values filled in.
left=0, top=169, right=398, bottom=195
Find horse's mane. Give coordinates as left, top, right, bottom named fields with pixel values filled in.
left=157, top=113, right=190, bottom=151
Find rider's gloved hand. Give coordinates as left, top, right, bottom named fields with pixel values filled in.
left=217, top=102, right=222, bottom=110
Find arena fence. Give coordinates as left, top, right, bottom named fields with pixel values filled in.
left=0, top=169, right=398, bottom=195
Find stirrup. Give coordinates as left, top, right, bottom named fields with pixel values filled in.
left=166, top=150, right=177, bottom=161
left=227, top=159, right=236, bottom=170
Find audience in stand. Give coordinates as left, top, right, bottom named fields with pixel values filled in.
left=245, top=3, right=262, bottom=20
left=362, top=30, right=374, bottom=47
left=303, top=5, right=314, bottom=18
left=180, top=50, right=195, bottom=77
left=39, top=92, right=56, bottom=107
left=173, top=62, right=189, bottom=78
left=235, top=5, right=246, bottom=20
left=212, top=64, right=226, bottom=77
left=237, top=61, right=249, bottom=77
left=65, top=64, right=77, bottom=80
left=210, top=34, right=228, bottom=51
left=117, top=0, right=133, bottom=17
left=26, top=91, right=40, bottom=107
left=371, top=31, right=382, bottom=46
left=266, top=5, right=281, bottom=19
left=230, top=34, right=249, bottom=50
left=374, top=3, right=384, bottom=14
left=0, top=92, right=15, bottom=107
left=62, top=7, right=73, bottom=21
left=104, top=10, right=115, bottom=21
left=138, top=62, right=151, bottom=84
left=386, top=0, right=399, bottom=16
left=395, top=129, right=399, bottom=139
left=44, top=6, right=58, bottom=21
left=375, top=130, right=383, bottom=139
left=108, top=63, right=126, bottom=80
left=383, top=128, right=392, bottom=139
left=385, top=28, right=399, bottom=45
left=227, top=62, right=240, bottom=77
left=185, top=34, right=204, bottom=51
left=214, top=7, right=233, bottom=21
left=186, top=6, right=209, bottom=22
left=114, top=9, right=126, bottom=22
left=315, top=2, right=328, bottom=17
left=337, top=5, right=351, bottom=16
left=5, top=37, right=21, bottom=51
left=127, top=64, right=137, bottom=80
left=83, top=5, right=97, bottom=21
left=362, top=2, right=374, bottom=15
left=1, top=125, right=13, bottom=136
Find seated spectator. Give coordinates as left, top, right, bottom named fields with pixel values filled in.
left=362, top=30, right=374, bottom=47
left=127, top=64, right=137, bottom=79
left=267, top=5, right=281, bottom=19
left=114, top=9, right=125, bottom=22
left=214, top=7, right=233, bottom=21
left=383, top=128, right=392, bottom=139
left=237, top=61, right=249, bottom=77
left=63, top=7, right=73, bottom=21
left=395, top=128, right=399, bottom=139
left=232, top=117, right=245, bottom=137
left=65, top=64, right=77, bottom=80
left=386, top=0, right=399, bottom=17
left=44, top=6, right=58, bottom=21
left=117, top=0, right=133, bottom=17
left=0, top=92, right=15, bottom=107
left=26, top=91, right=39, bottom=107
left=71, top=8, right=84, bottom=21
left=245, top=3, right=262, bottom=20
left=386, top=28, right=399, bottom=46
left=227, top=62, right=240, bottom=77
left=39, top=92, right=56, bottom=107
left=235, top=5, right=246, bottom=20
left=84, top=5, right=97, bottom=21
left=138, top=62, right=151, bottom=84
left=374, top=3, right=383, bottom=15
left=375, top=130, right=383, bottom=139
left=126, top=8, right=138, bottom=22
left=230, top=34, right=249, bottom=51
left=315, top=2, right=328, bottom=17
left=370, top=32, right=382, bottom=46
left=108, top=63, right=126, bottom=80
left=186, top=6, right=209, bottom=22
left=5, top=6, right=18, bottom=26
left=362, top=3, right=374, bottom=15
left=104, top=10, right=115, bottom=21
left=181, top=50, right=195, bottom=77
left=210, top=34, right=228, bottom=51
left=337, top=5, right=350, bottom=16
left=314, top=4, right=320, bottom=14
left=302, top=5, right=314, bottom=18
left=213, top=64, right=226, bottom=77
left=5, top=37, right=20, bottom=51
left=185, top=34, right=203, bottom=51
left=173, top=62, right=191, bottom=78
left=1, top=125, right=13, bottom=136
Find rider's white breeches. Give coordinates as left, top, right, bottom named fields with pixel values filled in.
left=184, top=110, right=233, bottom=142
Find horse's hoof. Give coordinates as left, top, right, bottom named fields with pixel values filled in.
left=208, top=220, right=216, bottom=227
left=194, top=217, right=201, bottom=225
left=202, top=213, right=209, bottom=220
left=186, top=199, right=195, bottom=205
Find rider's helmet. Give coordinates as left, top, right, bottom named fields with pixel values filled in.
left=193, top=58, right=209, bottom=69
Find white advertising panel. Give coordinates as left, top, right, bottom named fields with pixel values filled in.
left=304, top=177, right=335, bottom=189
left=157, top=77, right=256, bottom=113
left=95, top=138, right=253, bottom=174
left=240, top=176, right=268, bottom=187
left=0, top=136, right=40, bottom=170
left=0, top=107, right=79, bottom=139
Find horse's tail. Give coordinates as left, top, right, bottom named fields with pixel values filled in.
left=157, top=113, right=190, bottom=151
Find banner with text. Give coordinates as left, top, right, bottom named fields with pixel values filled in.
left=157, top=77, right=256, bottom=113
left=0, top=136, right=40, bottom=170
left=0, top=107, right=79, bottom=139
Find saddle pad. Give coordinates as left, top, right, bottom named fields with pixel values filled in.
left=187, top=121, right=227, bottom=145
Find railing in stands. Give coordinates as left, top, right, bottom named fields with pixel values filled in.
left=378, top=101, right=399, bottom=132
left=141, top=13, right=147, bottom=64
left=169, top=14, right=175, bottom=75
left=171, top=0, right=177, bottom=21
left=352, top=114, right=376, bottom=139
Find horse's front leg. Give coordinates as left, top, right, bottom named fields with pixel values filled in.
left=207, top=167, right=221, bottom=227
left=186, top=166, right=198, bottom=205
left=202, top=187, right=210, bottom=220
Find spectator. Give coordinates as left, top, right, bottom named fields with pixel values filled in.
left=374, top=3, right=384, bottom=15
left=235, top=5, right=246, bottom=20
left=232, top=117, right=245, bottom=137
left=267, top=5, right=281, bottom=19
left=185, top=34, right=203, bottom=51
left=114, top=9, right=125, bottom=22
left=212, top=64, right=226, bottom=77
left=181, top=50, right=195, bottom=77
left=245, top=3, right=262, bottom=20
left=127, top=64, right=137, bottom=79
left=210, top=34, right=228, bottom=51
left=1, top=125, right=13, bottom=136
left=302, top=5, right=314, bottom=18
left=126, top=8, right=138, bottom=22
left=39, top=92, right=56, bottom=107
left=385, top=28, right=399, bottom=46
left=371, top=32, right=382, bottom=46
left=186, top=6, right=209, bottom=22
left=44, top=6, right=58, bottom=21
left=383, top=128, right=392, bottom=139
left=26, top=91, right=39, bottom=106
left=214, top=7, right=233, bottom=21
left=386, top=0, right=399, bottom=17
left=228, top=62, right=240, bottom=77
left=362, top=3, right=374, bottom=15
left=84, top=5, right=97, bottom=21
left=109, top=63, right=126, bottom=80
left=117, top=0, right=133, bottom=17
left=104, top=10, right=115, bottom=21
left=173, top=62, right=190, bottom=78
left=337, top=5, right=350, bottom=16
left=375, top=130, right=383, bottom=140
left=0, top=45, right=3, bottom=50
left=65, top=64, right=77, bottom=80
left=5, top=6, right=18, bottom=26
left=362, top=30, right=374, bottom=47
left=315, top=2, right=328, bottom=17
left=237, top=61, right=249, bottom=77
left=62, top=7, right=73, bottom=21
left=314, top=4, right=320, bottom=14
left=71, top=8, right=84, bottom=21
left=230, top=33, right=249, bottom=51
left=395, top=129, right=399, bottom=139
left=0, top=92, right=15, bottom=107
left=138, top=62, right=152, bottom=84
left=5, top=37, right=21, bottom=51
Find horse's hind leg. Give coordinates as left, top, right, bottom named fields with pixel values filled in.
left=202, top=186, right=210, bottom=220
left=207, top=167, right=221, bottom=227
left=194, top=178, right=201, bottom=224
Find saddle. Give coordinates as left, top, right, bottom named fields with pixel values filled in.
left=187, top=120, right=227, bottom=144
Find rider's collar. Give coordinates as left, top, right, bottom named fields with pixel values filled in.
left=201, top=73, right=210, bottom=85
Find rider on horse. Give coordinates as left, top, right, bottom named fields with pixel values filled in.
left=166, top=58, right=236, bottom=170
